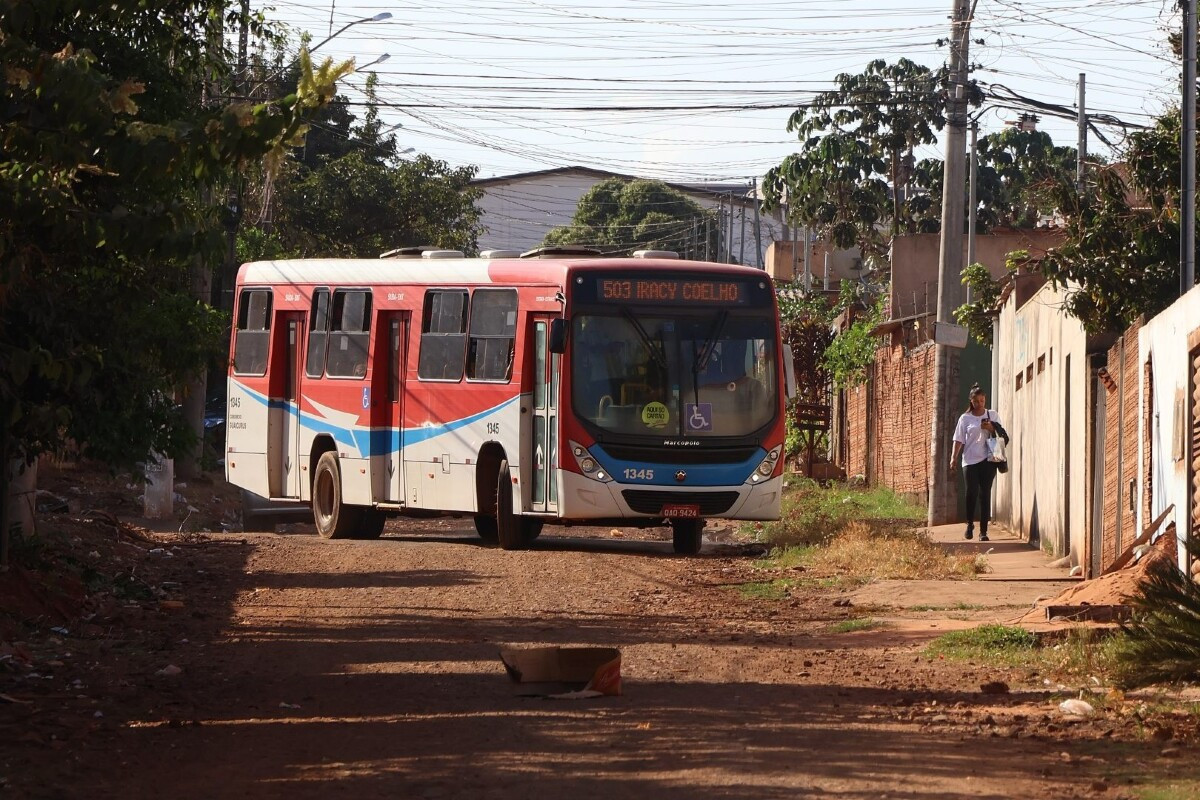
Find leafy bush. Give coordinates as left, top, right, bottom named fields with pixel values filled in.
left=1113, top=539, right=1200, bottom=688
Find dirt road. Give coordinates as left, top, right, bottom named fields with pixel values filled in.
left=3, top=517, right=1196, bottom=799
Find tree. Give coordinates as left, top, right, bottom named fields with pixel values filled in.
left=764, top=59, right=968, bottom=264
left=0, top=1, right=348, bottom=537
left=544, top=178, right=717, bottom=256
left=244, top=71, right=483, bottom=258
left=275, top=151, right=482, bottom=256
left=1039, top=111, right=1183, bottom=333
left=914, top=128, right=1078, bottom=234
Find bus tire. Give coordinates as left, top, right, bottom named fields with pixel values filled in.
left=473, top=515, right=499, bottom=543
left=495, top=458, right=535, bottom=551
left=671, top=519, right=704, bottom=555
left=313, top=451, right=361, bottom=539
left=354, top=508, right=387, bottom=540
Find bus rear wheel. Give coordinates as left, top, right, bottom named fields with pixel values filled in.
left=671, top=519, right=704, bottom=555
left=353, top=508, right=387, bottom=540
left=495, top=458, right=540, bottom=550
left=313, top=451, right=362, bottom=539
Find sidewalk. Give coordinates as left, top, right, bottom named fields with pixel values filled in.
left=847, top=522, right=1077, bottom=614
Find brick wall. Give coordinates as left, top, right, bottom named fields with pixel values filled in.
left=840, top=335, right=936, bottom=504
left=846, top=383, right=868, bottom=480
left=869, top=341, right=936, bottom=501
left=1099, top=319, right=1142, bottom=571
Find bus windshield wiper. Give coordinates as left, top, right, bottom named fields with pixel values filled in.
left=622, top=309, right=667, bottom=371
left=692, top=310, right=729, bottom=374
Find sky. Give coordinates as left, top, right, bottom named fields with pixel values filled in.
left=255, top=0, right=1180, bottom=183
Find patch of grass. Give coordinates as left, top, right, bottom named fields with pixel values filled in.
left=752, top=545, right=816, bottom=570
left=910, top=602, right=987, bottom=612
left=829, top=618, right=886, bottom=633
left=735, top=580, right=792, bottom=601
left=754, top=479, right=924, bottom=548
left=808, top=522, right=984, bottom=581
left=1135, top=782, right=1200, bottom=800
left=925, top=624, right=1038, bottom=665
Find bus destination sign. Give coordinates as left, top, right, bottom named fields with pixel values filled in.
left=597, top=278, right=747, bottom=305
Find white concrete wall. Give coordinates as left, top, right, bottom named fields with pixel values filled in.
left=475, top=171, right=781, bottom=267
left=1137, top=284, right=1200, bottom=568
left=992, top=281, right=1089, bottom=560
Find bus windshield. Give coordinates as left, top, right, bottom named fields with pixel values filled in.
left=571, top=312, right=778, bottom=438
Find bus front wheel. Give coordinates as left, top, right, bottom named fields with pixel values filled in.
left=495, top=458, right=540, bottom=550
left=671, top=519, right=704, bottom=555
left=313, top=451, right=362, bottom=539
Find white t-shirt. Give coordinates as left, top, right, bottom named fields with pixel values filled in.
left=954, top=409, right=1001, bottom=467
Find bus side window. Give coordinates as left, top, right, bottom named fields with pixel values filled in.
left=466, top=289, right=517, bottom=382
left=232, top=288, right=271, bottom=376
left=326, top=289, right=372, bottom=379
left=418, top=289, right=468, bottom=381
left=306, top=288, right=330, bottom=377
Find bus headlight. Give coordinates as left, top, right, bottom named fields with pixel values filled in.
left=570, top=441, right=611, bottom=482
left=752, top=446, right=782, bottom=481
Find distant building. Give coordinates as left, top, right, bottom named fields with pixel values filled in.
left=471, top=166, right=784, bottom=265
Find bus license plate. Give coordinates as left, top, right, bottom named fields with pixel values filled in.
left=662, top=504, right=700, bottom=518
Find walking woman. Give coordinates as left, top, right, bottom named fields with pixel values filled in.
left=948, top=384, right=1009, bottom=541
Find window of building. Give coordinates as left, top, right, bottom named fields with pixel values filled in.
left=1015, top=373, right=1023, bottom=391
left=232, top=288, right=272, bottom=375
left=306, top=288, right=331, bottom=377
left=467, top=289, right=517, bottom=381
left=325, top=289, right=372, bottom=379
left=1026, top=364, right=1034, bottom=383
left=418, top=289, right=469, bottom=380
left=1038, top=354, right=1046, bottom=374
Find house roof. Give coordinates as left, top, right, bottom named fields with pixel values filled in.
left=471, top=165, right=759, bottom=206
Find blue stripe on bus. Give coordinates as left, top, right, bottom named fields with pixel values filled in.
left=236, top=383, right=516, bottom=456
left=590, top=444, right=764, bottom=487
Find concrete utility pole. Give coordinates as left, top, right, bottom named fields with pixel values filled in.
left=967, top=119, right=978, bottom=303
left=752, top=179, right=763, bottom=269
left=927, top=0, right=974, bottom=526
left=1184, top=0, right=1197, bottom=294
left=1076, top=74, right=1087, bottom=195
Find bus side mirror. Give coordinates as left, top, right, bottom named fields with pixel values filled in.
left=782, top=345, right=797, bottom=400
left=548, top=318, right=567, bottom=354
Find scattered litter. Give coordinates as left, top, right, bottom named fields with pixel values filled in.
left=279, top=702, right=302, bottom=710
left=0, top=694, right=33, bottom=705
left=1059, top=698, right=1094, bottom=717
left=50, top=627, right=69, bottom=636
left=547, top=690, right=604, bottom=701
left=93, top=711, right=104, bottom=718
left=500, top=646, right=621, bottom=697
left=155, top=665, right=183, bottom=677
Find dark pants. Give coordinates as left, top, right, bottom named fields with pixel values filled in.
left=963, top=460, right=999, bottom=532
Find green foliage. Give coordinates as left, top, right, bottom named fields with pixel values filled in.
left=544, top=178, right=716, bottom=256
left=925, top=624, right=1037, bottom=663
left=916, top=129, right=1078, bottom=234
left=829, top=618, right=884, bottom=633
left=0, top=1, right=346, bottom=471
left=764, top=59, right=971, bottom=263
left=1040, top=111, right=1184, bottom=333
left=275, top=151, right=481, bottom=256
left=736, top=580, right=792, bottom=601
left=823, top=289, right=885, bottom=389
left=756, top=478, right=924, bottom=547
left=1113, top=539, right=1200, bottom=688
left=953, top=249, right=1029, bottom=346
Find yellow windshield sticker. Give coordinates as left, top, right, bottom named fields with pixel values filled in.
left=641, top=401, right=669, bottom=429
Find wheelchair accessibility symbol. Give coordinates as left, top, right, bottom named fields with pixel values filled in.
left=685, top=403, right=712, bottom=431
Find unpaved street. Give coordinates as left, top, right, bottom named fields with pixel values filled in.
left=3, top=519, right=1195, bottom=799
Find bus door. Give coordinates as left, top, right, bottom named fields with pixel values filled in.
left=529, top=316, right=560, bottom=513
left=382, top=312, right=410, bottom=504
left=269, top=312, right=304, bottom=498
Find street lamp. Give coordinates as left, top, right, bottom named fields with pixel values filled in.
left=251, top=12, right=393, bottom=96
left=356, top=52, right=391, bottom=71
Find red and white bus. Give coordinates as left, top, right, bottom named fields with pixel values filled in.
left=225, top=248, right=794, bottom=554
